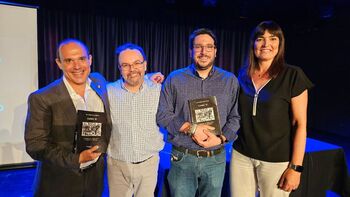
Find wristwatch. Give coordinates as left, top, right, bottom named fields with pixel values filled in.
left=289, top=164, right=304, bottom=172
left=188, top=124, right=197, bottom=136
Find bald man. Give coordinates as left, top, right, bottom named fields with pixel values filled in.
left=25, top=39, right=112, bottom=197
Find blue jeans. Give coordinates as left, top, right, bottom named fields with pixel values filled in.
left=167, top=148, right=226, bottom=197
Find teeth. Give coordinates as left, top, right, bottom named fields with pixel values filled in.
left=129, top=73, right=139, bottom=77
left=72, top=71, right=83, bottom=74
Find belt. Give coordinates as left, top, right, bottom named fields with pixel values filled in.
left=173, top=146, right=223, bottom=157
left=131, top=156, right=152, bottom=164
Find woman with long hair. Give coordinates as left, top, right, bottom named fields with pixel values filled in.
left=230, top=21, right=313, bottom=196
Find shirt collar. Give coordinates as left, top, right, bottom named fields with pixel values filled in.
left=63, top=76, right=92, bottom=97
left=189, top=64, right=216, bottom=79
left=120, top=79, right=147, bottom=93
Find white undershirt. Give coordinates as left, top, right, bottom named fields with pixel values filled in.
left=63, top=76, right=104, bottom=169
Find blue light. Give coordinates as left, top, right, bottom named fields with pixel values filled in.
left=0, top=104, right=4, bottom=112
left=320, top=5, right=334, bottom=19
left=203, top=0, right=217, bottom=7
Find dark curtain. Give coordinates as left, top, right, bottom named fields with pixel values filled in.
left=37, top=8, right=251, bottom=87
left=37, top=7, right=350, bottom=138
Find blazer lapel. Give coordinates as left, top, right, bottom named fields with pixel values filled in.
left=55, top=78, right=77, bottom=122
left=90, top=80, right=109, bottom=107
left=90, top=78, right=112, bottom=128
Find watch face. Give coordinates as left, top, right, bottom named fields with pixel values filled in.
left=290, top=164, right=304, bottom=172
left=296, top=165, right=304, bottom=172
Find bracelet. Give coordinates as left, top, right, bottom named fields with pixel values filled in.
left=188, top=124, right=197, bottom=136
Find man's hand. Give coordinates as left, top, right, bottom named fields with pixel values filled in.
left=79, top=145, right=101, bottom=163
left=150, top=72, right=164, bottom=84
left=194, top=130, right=221, bottom=148
left=191, top=124, right=214, bottom=144
left=179, top=122, right=191, bottom=134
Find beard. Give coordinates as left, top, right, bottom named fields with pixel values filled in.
left=194, top=55, right=215, bottom=70
left=124, top=71, right=143, bottom=87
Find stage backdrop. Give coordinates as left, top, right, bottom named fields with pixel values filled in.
left=0, top=2, right=37, bottom=166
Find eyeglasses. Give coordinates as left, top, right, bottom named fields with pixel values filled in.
left=193, top=44, right=216, bottom=52
left=119, top=60, right=145, bottom=70
left=62, top=56, right=88, bottom=65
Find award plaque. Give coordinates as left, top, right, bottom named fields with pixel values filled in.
left=188, top=96, right=222, bottom=135
left=74, top=110, right=107, bottom=153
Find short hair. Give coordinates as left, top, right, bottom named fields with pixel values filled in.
left=246, top=20, right=285, bottom=77
left=189, top=28, right=217, bottom=49
left=115, top=43, right=147, bottom=65
left=56, top=39, right=89, bottom=60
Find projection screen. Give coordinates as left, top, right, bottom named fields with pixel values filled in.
left=0, top=2, right=38, bottom=166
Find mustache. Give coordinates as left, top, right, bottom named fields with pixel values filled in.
left=127, top=71, right=141, bottom=76
left=198, top=55, right=210, bottom=58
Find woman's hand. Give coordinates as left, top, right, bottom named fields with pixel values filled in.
left=278, top=168, right=301, bottom=192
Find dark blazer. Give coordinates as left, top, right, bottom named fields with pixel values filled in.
left=25, top=72, right=112, bottom=197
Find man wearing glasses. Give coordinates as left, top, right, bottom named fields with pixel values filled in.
left=156, top=28, right=240, bottom=197
left=107, top=43, right=165, bottom=197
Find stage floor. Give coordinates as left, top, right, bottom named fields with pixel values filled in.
left=0, top=132, right=349, bottom=197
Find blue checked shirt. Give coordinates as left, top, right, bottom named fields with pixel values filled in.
left=107, top=78, right=165, bottom=163
left=157, top=65, right=240, bottom=150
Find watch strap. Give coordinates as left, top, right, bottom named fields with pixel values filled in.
left=289, top=164, right=304, bottom=172
left=188, top=124, right=197, bottom=136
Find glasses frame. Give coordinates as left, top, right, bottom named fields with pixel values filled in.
left=119, top=60, right=145, bottom=71
left=193, top=44, right=216, bottom=52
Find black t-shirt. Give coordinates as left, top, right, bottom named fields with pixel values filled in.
left=234, top=64, right=314, bottom=162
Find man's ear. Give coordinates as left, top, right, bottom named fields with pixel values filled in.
left=88, top=54, right=92, bottom=66
left=55, top=58, right=63, bottom=70
left=189, top=49, right=193, bottom=58
left=144, top=60, right=147, bottom=71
